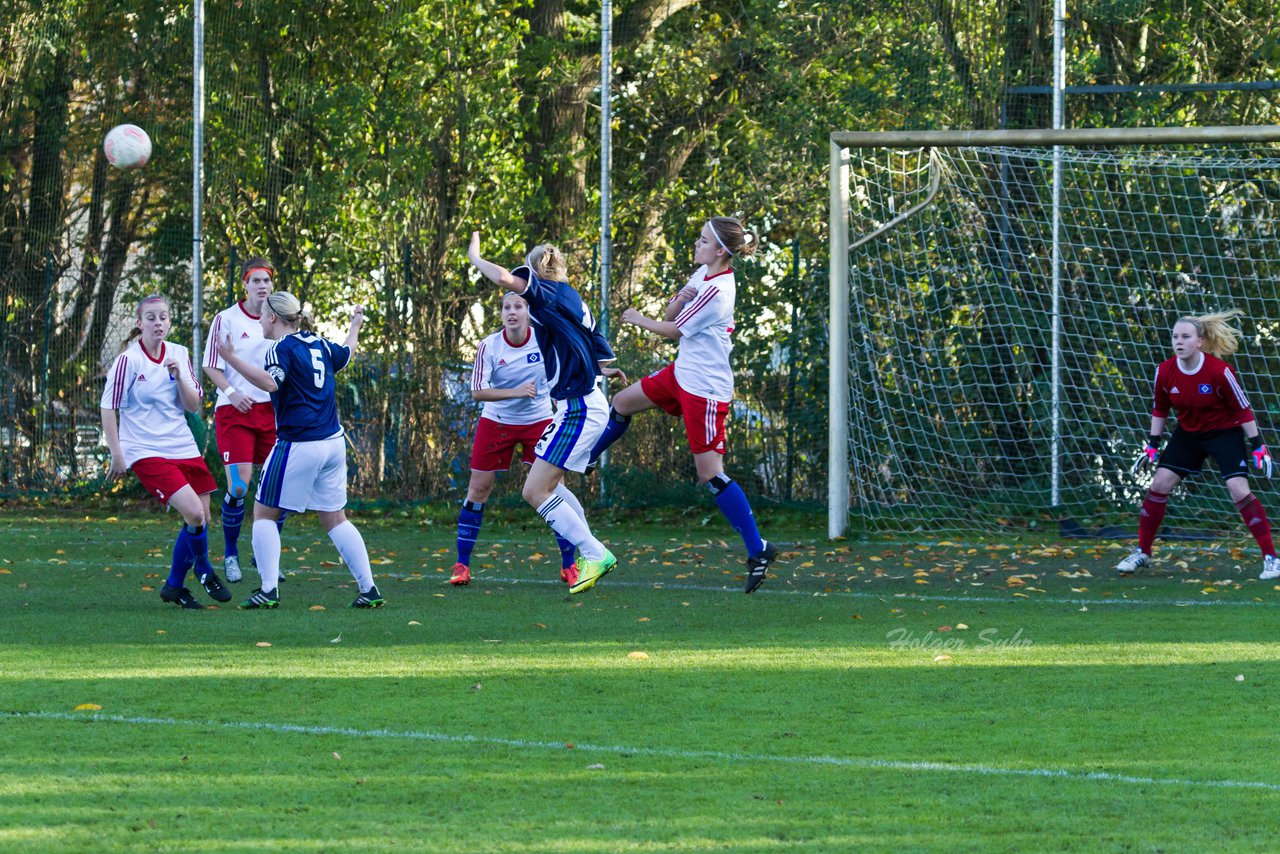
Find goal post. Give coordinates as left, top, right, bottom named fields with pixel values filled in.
left=829, top=125, right=1280, bottom=539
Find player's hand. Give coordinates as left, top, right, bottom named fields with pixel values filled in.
left=351, top=304, right=365, bottom=326
left=620, top=308, right=644, bottom=326
left=218, top=332, right=238, bottom=360
left=1131, top=441, right=1159, bottom=475
left=106, top=453, right=126, bottom=480
left=1251, top=437, right=1273, bottom=478
left=601, top=365, right=628, bottom=386
left=468, top=231, right=482, bottom=265
left=671, top=285, right=698, bottom=305
left=162, top=353, right=181, bottom=380
left=228, top=388, right=253, bottom=413
left=518, top=380, right=537, bottom=399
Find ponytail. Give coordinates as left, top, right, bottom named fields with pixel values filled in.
left=1180, top=309, right=1244, bottom=358
left=707, top=216, right=757, bottom=258
left=526, top=243, right=568, bottom=282
left=265, top=291, right=312, bottom=333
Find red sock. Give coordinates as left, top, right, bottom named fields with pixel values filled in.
left=1137, top=489, right=1170, bottom=554
left=1234, top=493, right=1276, bottom=557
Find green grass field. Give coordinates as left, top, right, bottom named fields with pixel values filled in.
left=3, top=506, right=1279, bottom=852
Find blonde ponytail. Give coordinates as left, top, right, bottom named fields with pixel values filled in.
left=1180, top=309, right=1245, bottom=358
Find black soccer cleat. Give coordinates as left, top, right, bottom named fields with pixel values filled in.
left=197, top=570, right=232, bottom=603
left=239, top=587, right=280, bottom=610
left=350, top=584, right=386, bottom=609
left=160, top=583, right=204, bottom=610
left=744, top=541, right=778, bottom=594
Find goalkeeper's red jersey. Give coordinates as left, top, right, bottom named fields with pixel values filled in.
left=1151, top=352, right=1254, bottom=433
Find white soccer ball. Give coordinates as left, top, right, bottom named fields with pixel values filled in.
left=103, top=124, right=152, bottom=170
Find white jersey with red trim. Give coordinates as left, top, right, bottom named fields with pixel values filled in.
left=100, top=341, right=203, bottom=467
left=203, top=301, right=273, bottom=407
left=672, top=266, right=736, bottom=401
left=472, top=327, right=552, bottom=425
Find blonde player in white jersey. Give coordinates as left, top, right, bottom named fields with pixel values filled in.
left=449, top=291, right=586, bottom=588
left=100, top=294, right=232, bottom=609
left=588, top=216, right=778, bottom=593
left=202, top=257, right=281, bottom=583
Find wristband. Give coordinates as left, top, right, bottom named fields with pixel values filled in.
left=1249, top=434, right=1264, bottom=451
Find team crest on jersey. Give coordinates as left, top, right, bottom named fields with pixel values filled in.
left=1199, top=384, right=1212, bottom=393
left=527, top=353, right=541, bottom=363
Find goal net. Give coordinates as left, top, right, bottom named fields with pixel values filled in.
left=829, top=128, right=1280, bottom=538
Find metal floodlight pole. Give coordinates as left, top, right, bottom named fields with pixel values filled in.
left=1050, top=0, right=1065, bottom=508
left=192, top=0, right=205, bottom=360
left=598, top=0, right=613, bottom=503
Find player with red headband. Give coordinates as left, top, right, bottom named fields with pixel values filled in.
left=202, top=257, right=285, bottom=583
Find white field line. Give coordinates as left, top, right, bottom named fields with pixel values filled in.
left=13, top=557, right=1280, bottom=609
left=6, top=710, right=1279, bottom=794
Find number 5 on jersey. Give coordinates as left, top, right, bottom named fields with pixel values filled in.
left=311, top=348, right=326, bottom=388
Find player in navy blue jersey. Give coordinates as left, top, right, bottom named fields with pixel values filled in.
left=216, top=291, right=384, bottom=609
left=469, top=231, right=627, bottom=594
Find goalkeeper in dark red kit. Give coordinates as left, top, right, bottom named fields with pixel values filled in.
left=1119, top=309, right=1278, bottom=579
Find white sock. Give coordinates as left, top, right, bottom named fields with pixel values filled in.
left=536, top=493, right=604, bottom=561
left=328, top=520, right=374, bottom=592
left=553, top=482, right=586, bottom=519
left=251, top=519, right=281, bottom=593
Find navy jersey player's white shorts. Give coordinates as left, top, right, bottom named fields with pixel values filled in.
left=535, top=386, right=609, bottom=473
left=255, top=434, right=348, bottom=512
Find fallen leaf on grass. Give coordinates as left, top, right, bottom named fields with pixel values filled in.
left=933, top=655, right=953, bottom=663
left=586, top=763, right=606, bottom=770
left=332, top=752, right=342, bottom=760
left=407, top=620, right=421, bottom=626
left=955, top=623, right=968, bottom=630
left=330, top=634, right=342, bottom=644
left=74, top=703, right=102, bottom=711
left=256, top=642, right=272, bottom=648
left=309, top=605, right=326, bottom=611
left=1235, top=674, right=1245, bottom=682
left=627, top=651, right=649, bottom=660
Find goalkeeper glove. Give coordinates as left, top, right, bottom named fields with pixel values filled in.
left=1250, top=435, right=1273, bottom=478
left=1131, top=435, right=1161, bottom=475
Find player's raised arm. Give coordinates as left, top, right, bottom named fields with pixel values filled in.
left=344, top=304, right=365, bottom=353
left=468, top=231, right=527, bottom=293
left=621, top=307, right=681, bottom=341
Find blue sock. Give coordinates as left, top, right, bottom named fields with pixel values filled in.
left=276, top=509, right=289, bottom=533
left=457, top=500, right=484, bottom=566
left=556, top=535, right=576, bottom=569
left=589, top=407, right=632, bottom=463
left=167, top=527, right=195, bottom=588
left=707, top=475, right=765, bottom=557
left=184, top=523, right=215, bottom=578
left=222, top=494, right=245, bottom=558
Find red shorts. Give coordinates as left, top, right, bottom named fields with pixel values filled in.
left=132, top=456, right=218, bottom=504
left=640, top=363, right=729, bottom=455
left=470, top=417, right=551, bottom=472
left=215, top=401, right=277, bottom=466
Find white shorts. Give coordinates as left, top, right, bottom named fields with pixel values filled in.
left=255, top=434, right=348, bottom=512
left=535, top=386, right=609, bottom=473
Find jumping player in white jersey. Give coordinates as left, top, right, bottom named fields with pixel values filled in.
left=588, top=217, right=778, bottom=593
left=468, top=231, right=627, bottom=594
left=216, top=291, right=383, bottom=610
left=450, top=291, right=585, bottom=588
left=100, top=294, right=232, bottom=609
left=202, top=257, right=283, bottom=583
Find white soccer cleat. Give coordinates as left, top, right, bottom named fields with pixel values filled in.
left=1115, top=548, right=1150, bottom=575
left=223, top=554, right=242, bottom=583
left=1260, top=554, right=1280, bottom=581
